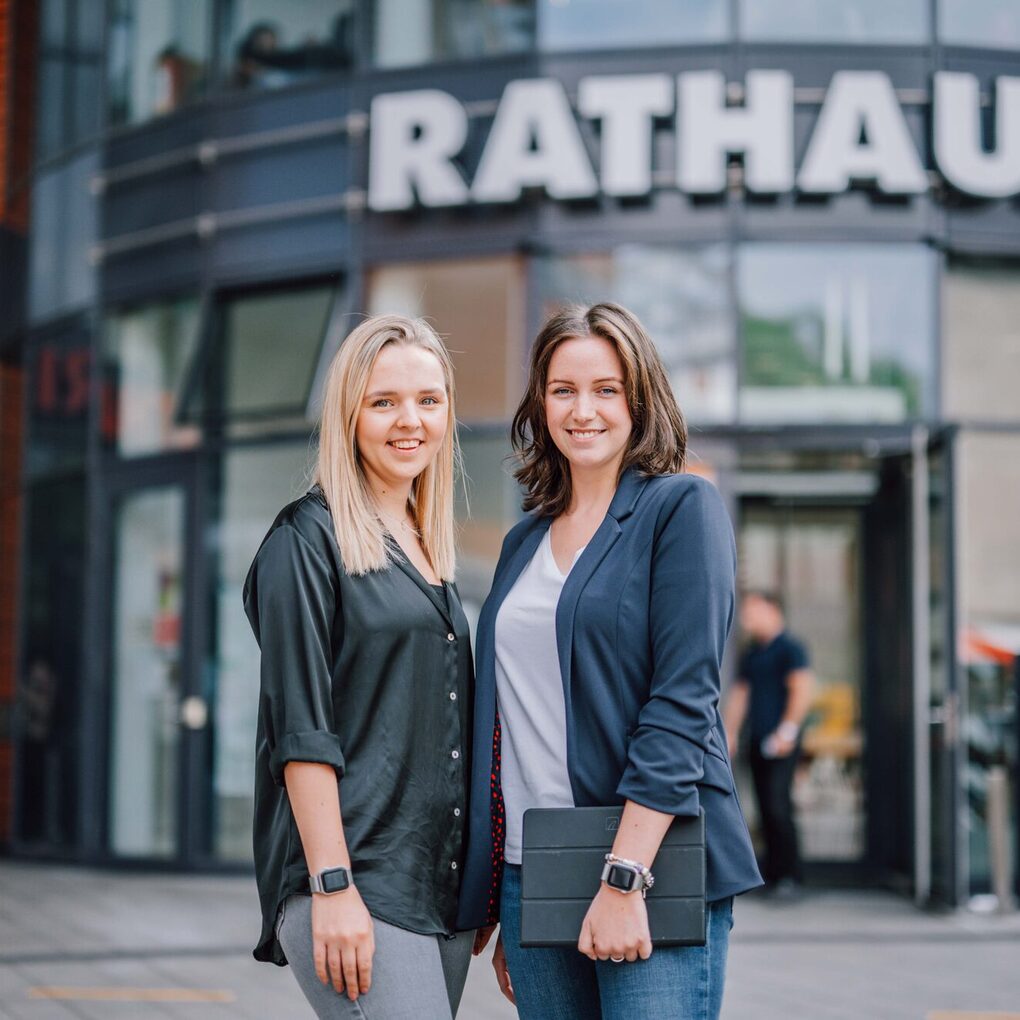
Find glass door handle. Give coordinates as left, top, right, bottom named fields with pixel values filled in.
left=179, top=696, right=209, bottom=730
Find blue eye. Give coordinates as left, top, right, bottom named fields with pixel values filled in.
left=372, top=399, right=392, bottom=408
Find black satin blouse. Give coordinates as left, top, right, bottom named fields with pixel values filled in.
left=243, top=488, right=472, bottom=965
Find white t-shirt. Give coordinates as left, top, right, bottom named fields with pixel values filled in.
left=494, top=529, right=584, bottom=864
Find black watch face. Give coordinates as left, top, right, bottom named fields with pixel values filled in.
left=606, top=864, right=637, bottom=892
left=321, top=869, right=350, bottom=894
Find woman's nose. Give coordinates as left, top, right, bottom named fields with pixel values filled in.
left=394, top=399, right=422, bottom=428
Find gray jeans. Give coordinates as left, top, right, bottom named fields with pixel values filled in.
left=276, top=894, right=474, bottom=1019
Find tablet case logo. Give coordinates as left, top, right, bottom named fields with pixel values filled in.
left=606, top=816, right=620, bottom=832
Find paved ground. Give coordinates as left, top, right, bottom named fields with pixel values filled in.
left=1, top=861, right=1019, bottom=1019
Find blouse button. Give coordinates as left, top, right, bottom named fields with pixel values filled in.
left=449, top=691, right=457, bottom=701
left=451, top=749, right=460, bottom=760
left=451, top=861, right=458, bottom=870
left=453, top=807, right=461, bottom=817
left=447, top=633, right=455, bottom=641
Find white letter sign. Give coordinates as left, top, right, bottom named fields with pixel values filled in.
left=798, top=71, right=927, bottom=194
left=472, top=79, right=598, bottom=203
left=935, top=72, right=1020, bottom=198
left=577, top=74, right=673, bottom=197
left=368, top=89, right=468, bottom=211
left=677, top=70, right=794, bottom=193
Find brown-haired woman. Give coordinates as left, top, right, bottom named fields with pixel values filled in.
left=458, top=303, right=762, bottom=1019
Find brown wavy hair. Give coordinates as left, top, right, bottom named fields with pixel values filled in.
left=512, top=302, right=687, bottom=517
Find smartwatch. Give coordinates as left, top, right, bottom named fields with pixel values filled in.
left=600, top=854, right=655, bottom=897
left=309, top=865, right=353, bottom=895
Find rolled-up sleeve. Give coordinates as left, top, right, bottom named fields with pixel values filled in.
left=616, top=479, right=736, bottom=816
left=244, top=524, right=345, bottom=786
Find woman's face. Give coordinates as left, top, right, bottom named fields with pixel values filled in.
left=544, top=335, right=632, bottom=479
left=355, top=343, right=448, bottom=494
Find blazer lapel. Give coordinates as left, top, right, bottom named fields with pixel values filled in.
left=554, top=467, right=650, bottom=721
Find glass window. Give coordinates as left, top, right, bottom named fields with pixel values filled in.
left=943, top=259, right=1020, bottom=424
left=539, top=0, right=726, bottom=50
left=538, top=247, right=736, bottom=424
left=216, top=284, right=337, bottom=420
left=957, top=432, right=1020, bottom=899
left=15, top=479, right=86, bottom=848
left=738, top=244, right=934, bottom=424
left=740, top=0, right=927, bottom=43
left=373, top=0, right=534, bottom=67
left=25, top=322, right=93, bottom=478
left=219, top=0, right=354, bottom=92
left=367, top=257, right=525, bottom=421
left=939, top=0, right=1020, bottom=49
left=28, top=152, right=99, bottom=324
left=209, top=443, right=312, bottom=861
left=107, top=0, right=211, bottom=125
left=103, top=297, right=203, bottom=457
left=36, top=0, right=104, bottom=161
left=108, top=486, right=185, bottom=857
left=457, top=430, right=520, bottom=601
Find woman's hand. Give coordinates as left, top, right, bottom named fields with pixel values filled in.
left=492, top=931, right=516, bottom=1004
left=311, top=887, right=375, bottom=1001
left=577, top=884, right=653, bottom=963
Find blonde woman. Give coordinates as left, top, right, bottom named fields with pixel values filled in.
left=243, top=315, right=474, bottom=1019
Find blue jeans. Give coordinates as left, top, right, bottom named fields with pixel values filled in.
left=500, top=864, right=734, bottom=1020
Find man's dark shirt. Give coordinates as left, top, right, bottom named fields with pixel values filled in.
left=738, top=631, right=809, bottom=742
left=243, top=488, right=472, bottom=965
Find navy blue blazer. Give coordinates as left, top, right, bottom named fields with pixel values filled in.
left=457, top=468, right=763, bottom=930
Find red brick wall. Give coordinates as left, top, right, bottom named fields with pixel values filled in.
left=0, top=364, right=23, bottom=844
left=0, top=0, right=35, bottom=844
left=1, top=0, right=36, bottom=234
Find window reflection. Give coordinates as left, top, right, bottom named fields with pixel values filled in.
left=738, top=245, right=934, bottom=423
left=539, top=0, right=726, bottom=50
left=37, top=0, right=104, bottom=160
left=373, top=0, right=533, bottom=67
left=939, top=0, right=1020, bottom=49
left=103, top=298, right=203, bottom=456
left=107, top=0, right=211, bottom=125
left=538, top=247, right=736, bottom=424
left=367, top=257, right=525, bottom=421
left=739, top=0, right=927, bottom=42
left=957, top=433, right=1020, bottom=898
left=211, top=443, right=313, bottom=861
left=217, top=285, right=336, bottom=420
left=222, top=0, right=354, bottom=92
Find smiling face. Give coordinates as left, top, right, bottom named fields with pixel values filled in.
left=544, top=335, right=632, bottom=480
left=355, top=342, right=449, bottom=496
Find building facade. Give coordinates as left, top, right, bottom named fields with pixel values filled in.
left=4, top=0, right=1019, bottom=909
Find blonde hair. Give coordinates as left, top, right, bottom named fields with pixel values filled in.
left=315, top=314, right=459, bottom=579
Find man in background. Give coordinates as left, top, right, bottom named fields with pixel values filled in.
left=724, top=591, right=815, bottom=898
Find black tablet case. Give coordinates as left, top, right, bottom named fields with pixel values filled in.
left=520, top=806, right=706, bottom=947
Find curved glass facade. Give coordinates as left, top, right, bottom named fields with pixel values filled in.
left=9, top=1, right=1020, bottom=911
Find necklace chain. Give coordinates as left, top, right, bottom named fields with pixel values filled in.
left=378, top=509, right=421, bottom=539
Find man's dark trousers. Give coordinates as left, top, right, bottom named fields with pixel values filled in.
left=749, top=745, right=802, bottom=884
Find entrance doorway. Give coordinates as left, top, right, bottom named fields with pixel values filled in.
left=733, top=439, right=937, bottom=893
left=100, top=457, right=207, bottom=864
left=739, top=503, right=868, bottom=871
